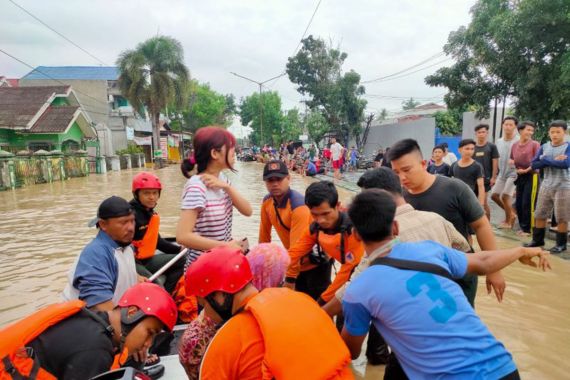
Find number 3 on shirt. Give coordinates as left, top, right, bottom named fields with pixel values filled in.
left=406, top=272, right=457, bottom=323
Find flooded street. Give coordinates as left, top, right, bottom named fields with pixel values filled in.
left=1, top=162, right=569, bottom=379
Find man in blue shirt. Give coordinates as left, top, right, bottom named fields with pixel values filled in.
left=341, top=189, right=551, bottom=380
left=63, top=196, right=139, bottom=311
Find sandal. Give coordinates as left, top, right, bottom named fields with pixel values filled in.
left=498, top=222, right=512, bottom=229
left=144, top=354, right=161, bottom=368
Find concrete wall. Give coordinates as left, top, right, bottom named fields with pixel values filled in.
left=363, top=118, right=436, bottom=158
left=462, top=108, right=506, bottom=143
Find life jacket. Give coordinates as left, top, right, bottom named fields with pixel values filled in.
left=310, top=212, right=353, bottom=265
left=246, top=288, right=352, bottom=380
left=132, top=213, right=160, bottom=260
left=0, top=300, right=85, bottom=380
left=0, top=301, right=128, bottom=379
left=172, top=276, right=198, bottom=323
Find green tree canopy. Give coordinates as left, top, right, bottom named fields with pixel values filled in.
left=239, top=91, right=283, bottom=146
left=305, top=110, right=329, bottom=146
left=117, top=36, right=190, bottom=155
left=401, top=97, right=420, bottom=110
left=434, top=109, right=462, bottom=136
left=286, top=35, right=366, bottom=147
left=281, top=108, right=303, bottom=142
left=183, top=80, right=233, bottom=132
left=426, top=0, right=570, bottom=133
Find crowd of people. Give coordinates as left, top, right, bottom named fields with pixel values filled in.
left=426, top=118, right=569, bottom=254
left=249, top=138, right=362, bottom=179
left=0, top=121, right=564, bottom=379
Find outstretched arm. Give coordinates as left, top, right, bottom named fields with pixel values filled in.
left=468, top=247, right=551, bottom=275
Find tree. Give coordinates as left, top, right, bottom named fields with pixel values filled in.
left=426, top=0, right=570, bottom=135
left=183, top=80, right=231, bottom=132
left=239, top=91, right=283, bottom=146
left=401, top=97, right=420, bottom=110
left=305, top=110, right=329, bottom=146
left=286, top=35, right=366, bottom=146
left=117, top=36, right=190, bottom=161
left=434, top=110, right=462, bottom=136
left=377, top=108, right=388, bottom=122
left=281, top=108, right=303, bottom=142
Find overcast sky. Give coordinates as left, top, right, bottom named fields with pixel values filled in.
left=1, top=0, right=476, bottom=115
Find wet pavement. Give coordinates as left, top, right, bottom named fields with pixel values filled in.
left=0, top=162, right=569, bottom=378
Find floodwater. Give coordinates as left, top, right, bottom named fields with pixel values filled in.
left=0, top=162, right=569, bottom=379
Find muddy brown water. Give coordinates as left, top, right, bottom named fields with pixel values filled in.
left=0, top=162, right=568, bottom=379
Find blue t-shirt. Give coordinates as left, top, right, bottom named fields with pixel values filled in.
left=343, top=241, right=516, bottom=379
left=73, top=231, right=119, bottom=307
left=307, top=162, right=317, bottom=175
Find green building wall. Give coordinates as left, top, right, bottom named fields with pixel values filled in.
left=1, top=122, right=91, bottom=152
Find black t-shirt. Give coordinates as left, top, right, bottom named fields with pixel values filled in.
left=474, top=142, right=499, bottom=183
left=450, top=161, right=484, bottom=193
left=287, top=144, right=295, bottom=155
left=374, top=153, right=383, bottom=162
left=427, top=162, right=451, bottom=177
left=28, top=309, right=115, bottom=380
left=404, top=176, right=484, bottom=239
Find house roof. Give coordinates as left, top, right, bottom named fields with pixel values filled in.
left=29, top=106, right=80, bottom=133
left=412, top=103, right=446, bottom=111
left=0, top=76, right=19, bottom=87
left=0, top=86, right=71, bottom=128
left=22, top=66, right=119, bottom=81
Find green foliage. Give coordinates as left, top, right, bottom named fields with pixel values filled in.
left=377, top=108, right=388, bottom=121
left=282, top=108, right=303, bottom=142
left=426, top=0, right=570, bottom=133
left=239, top=91, right=284, bottom=145
left=286, top=35, right=366, bottom=146
left=117, top=36, right=190, bottom=151
left=305, top=110, right=329, bottom=146
left=116, top=143, right=143, bottom=156
left=183, top=80, right=232, bottom=132
left=434, top=110, right=462, bottom=136
left=401, top=97, right=420, bottom=110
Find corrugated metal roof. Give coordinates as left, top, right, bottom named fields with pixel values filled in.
left=22, top=66, right=119, bottom=80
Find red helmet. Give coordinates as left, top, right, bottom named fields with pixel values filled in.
left=118, top=282, right=178, bottom=332
left=185, top=246, right=252, bottom=298
left=132, top=172, right=162, bottom=192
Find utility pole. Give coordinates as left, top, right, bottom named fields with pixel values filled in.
left=230, top=71, right=285, bottom=145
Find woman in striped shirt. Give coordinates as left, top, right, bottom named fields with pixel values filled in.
left=176, top=126, right=252, bottom=267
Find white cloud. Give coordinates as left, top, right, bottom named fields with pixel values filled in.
left=1, top=0, right=476, bottom=113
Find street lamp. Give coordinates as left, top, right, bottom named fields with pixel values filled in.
left=230, top=71, right=285, bottom=145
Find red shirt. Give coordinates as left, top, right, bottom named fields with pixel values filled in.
left=510, top=140, right=540, bottom=170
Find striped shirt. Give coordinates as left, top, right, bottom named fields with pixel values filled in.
left=181, top=173, right=233, bottom=266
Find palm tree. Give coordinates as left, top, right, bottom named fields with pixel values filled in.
left=117, top=36, right=190, bottom=164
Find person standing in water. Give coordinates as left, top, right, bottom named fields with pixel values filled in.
left=176, top=126, right=252, bottom=268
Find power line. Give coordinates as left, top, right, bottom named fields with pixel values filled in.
left=361, top=52, right=445, bottom=84
left=368, top=58, right=452, bottom=83
left=267, top=0, right=323, bottom=90
left=0, top=48, right=111, bottom=109
left=364, top=93, right=445, bottom=101
left=8, top=0, right=109, bottom=66
left=292, top=0, right=323, bottom=57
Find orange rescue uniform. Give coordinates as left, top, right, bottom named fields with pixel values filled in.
left=286, top=213, right=364, bottom=302
left=259, top=189, right=317, bottom=272
left=200, top=288, right=353, bottom=380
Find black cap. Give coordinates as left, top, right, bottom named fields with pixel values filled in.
left=263, top=160, right=288, bottom=180
left=88, top=196, right=134, bottom=227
